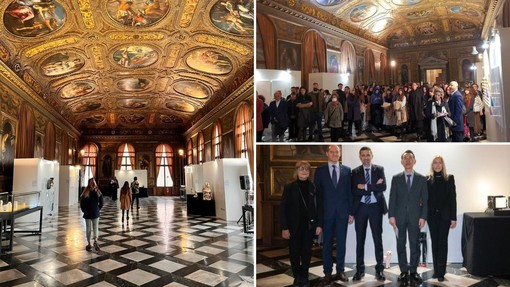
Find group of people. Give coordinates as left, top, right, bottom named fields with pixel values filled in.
left=257, top=80, right=485, bottom=142
left=280, top=145, right=457, bottom=286
left=79, top=176, right=141, bottom=252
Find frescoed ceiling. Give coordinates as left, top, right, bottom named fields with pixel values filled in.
left=271, top=0, right=498, bottom=48
left=0, top=0, right=253, bottom=135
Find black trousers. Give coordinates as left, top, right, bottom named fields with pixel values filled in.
left=428, top=209, right=451, bottom=277
left=289, top=224, right=314, bottom=281
left=288, top=118, right=298, bottom=140
left=330, top=127, right=342, bottom=142
left=355, top=203, right=384, bottom=272
left=396, top=218, right=421, bottom=273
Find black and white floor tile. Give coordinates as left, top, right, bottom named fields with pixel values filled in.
left=0, top=197, right=254, bottom=286
left=256, top=246, right=510, bottom=287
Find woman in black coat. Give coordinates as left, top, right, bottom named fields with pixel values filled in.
left=427, top=156, right=457, bottom=282
left=280, top=161, right=322, bottom=287
left=80, top=178, right=104, bottom=252
left=425, top=87, right=449, bottom=142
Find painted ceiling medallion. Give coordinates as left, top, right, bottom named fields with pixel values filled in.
left=106, top=0, right=170, bottom=27
left=315, top=0, right=344, bottom=6
left=405, top=10, right=432, bottom=19
left=160, top=114, right=183, bottom=124
left=350, top=4, right=377, bottom=23
left=4, top=0, right=66, bottom=37
left=371, top=18, right=393, bottom=33
left=41, top=52, right=85, bottom=76
left=416, top=22, right=438, bottom=35
left=117, top=78, right=151, bottom=92
left=173, top=81, right=210, bottom=99
left=185, top=49, right=233, bottom=75
left=391, top=0, right=423, bottom=6
left=119, top=114, right=145, bottom=125
left=117, top=99, right=148, bottom=109
left=60, top=81, right=96, bottom=99
left=112, top=45, right=158, bottom=68
left=210, top=0, right=253, bottom=35
left=454, top=20, right=476, bottom=30
left=72, top=101, right=101, bottom=113
left=81, top=115, right=105, bottom=125
left=165, top=100, right=196, bottom=113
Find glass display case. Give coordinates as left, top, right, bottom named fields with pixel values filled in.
left=0, top=191, right=40, bottom=213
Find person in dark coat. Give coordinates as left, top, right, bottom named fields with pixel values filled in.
left=448, top=81, right=464, bottom=142
left=109, top=176, right=119, bottom=200
left=287, top=92, right=300, bottom=141
left=269, top=90, right=289, bottom=142
left=280, top=161, right=323, bottom=287
left=346, top=87, right=361, bottom=136
left=427, top=156, right=457, bottom=282
left=425, top=87, right=449, bottom=142
left=408, top=82, right=425, bottom=139
left=296, top=87, right=313, bottom=141
left=80, top=178, right=104, bottom=252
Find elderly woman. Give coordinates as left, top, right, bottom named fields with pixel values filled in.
left=324, top=92, right=344, bottom=142
left=280, top=161, right=322, bottom=287
left=425, top=87, right=449, bottom=142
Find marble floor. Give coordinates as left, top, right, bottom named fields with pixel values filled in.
left=256, top=246, right=510, bottom=287
left=0, top=197, right=254, bottom=286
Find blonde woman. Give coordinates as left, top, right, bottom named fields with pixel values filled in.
left=427, top=156, right=457, bottom=282
left=80, top=178, right=104, bottom=252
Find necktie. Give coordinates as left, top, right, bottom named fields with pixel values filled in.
left=332, top=165, right=338, bottom=188
left=406, top=174, right=412, bottom=192
left=365, top=168, right=371, bottom=204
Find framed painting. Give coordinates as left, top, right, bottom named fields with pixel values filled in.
left=100, top=153, right=115, bottom=178
left=138, top=153, right=153, bottom=178
left=270, top=145, right=329, bottom=163
left=278, top=40, right=301, bottom=70
left=269, top=165, right=319, bottom=198
left=34, top=132, right=44, bottom=159
left=0, top=119, right=17, bottom=177
left=327, top=49, right=341, bottom=73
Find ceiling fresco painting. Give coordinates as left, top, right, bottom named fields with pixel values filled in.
left=305, top=0, right=490, bottom=48
left=210, top=0, right=254, bottom=35
left=0, top=0, right=253, bottom=133
left=3, top=0, right=66, bottom=37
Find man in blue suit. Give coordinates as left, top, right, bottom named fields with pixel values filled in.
left=448, top=81, right=465, bottom=142
left=389, top=150, right=428, bottom=285
left=315, top=145, right=353, bottom=285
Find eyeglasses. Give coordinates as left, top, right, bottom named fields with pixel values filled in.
left=298, top=166, right=310, bottom=171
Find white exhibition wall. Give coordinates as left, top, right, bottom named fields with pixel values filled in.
left=255, top=69, right=301, bottom=104
left=115, top=169, right=148, bottom=190
left=58, top=165, right=81, bottom=206
left=341, top=144, right=510, bottom=264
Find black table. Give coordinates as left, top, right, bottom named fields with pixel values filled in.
left=0, top=206, right=43, bottom=253
left=187, top=194, right=215, bottom=216
left=139, top=187, right=148, bottom=198
left=462, top=212, right=510, bottom=276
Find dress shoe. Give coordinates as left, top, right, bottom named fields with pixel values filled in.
left=397, top=272, right=409, bottom=282
left=352, top=271, right=365, bottom=281
left=321, top=274, right=332, bottom=284
left=438, top=276, right=445, bottom=282
left=332, top=272, right=349, bottom=282
left=292, top=278, right=300, bottom=287
left=300, top=277, right=310, bottom=287
left=432, top=273, right=437, bottom=279
left=410, top=273, right=423, bottom=284
left=375, top=271, right=386, bottom=281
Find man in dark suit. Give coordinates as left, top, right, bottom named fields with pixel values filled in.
left=389, top=150, right=428, bottom=285
left=314, top=145, right=353, bottom=285
left=351, top=147, right=387, bottom=282
left=269, top=90, right=289, bottom=142
left=448, top=81, right=465, bottom=142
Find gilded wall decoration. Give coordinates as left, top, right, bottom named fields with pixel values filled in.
left=119, top=113, right=145, bottom=125
left=160, top=114, right=183, bottom=124
left=0, top=42, right=10, bottom=62
left=165, top=45, right=181, bottom=68
left=315, top=0, right=343, bottom=6
left=185, top=49, right=233, bottom=75
left=416, top=22, right=438, bottom=35
left=3, top=0, right=66, bottom=37
left=173, top=81, right=210, bottom=99
left=77, top=0, right=95, bottom=28
left=180, top=0, right=199, bottom=28
left=107, top=32, right=165, bottom=40
left=116, top=78, right=151, bottom=92
left=210, top=0, right=253, bottom=36
left=60, top=81, right=96, bottom=99
left=91, top=45, right=105, bottom=69
left=22, top=71, right=42, bottom=94
left=405, top=9, right=432, bottom=19
left=71, top=101, right=101, bottom=113
left=41, top=52, right=85, bottom=76
left=194, top=34, right=251, bottom=56
left=453, top=20, right=476, bottom=30
left=391, top=0, right=423, bottom=5
left=165, top=100, right=196, bottom=113
left=350, top=4, right=377, bottom=23
left=112, top=45, right=158, bottom=68
left=106, top=0, right=170, bottom=27
left=117, top=99, right=148, bottom=109
left=24, top=37, right=77, bottom=57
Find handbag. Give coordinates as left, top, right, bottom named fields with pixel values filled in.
left=444, top=116, right=456, bottom=127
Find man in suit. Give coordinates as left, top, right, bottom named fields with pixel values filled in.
left=314, top=145, right=353, bottom=285
left=351, top=146, right=387, bottom=282
left=269, top=90, right=289, bottom=142
left=389, top=150, right=428, bottom=284
left=448, top=81, right=465, bottom=142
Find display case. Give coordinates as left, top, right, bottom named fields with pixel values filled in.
left=0, top=191, right=40, bottom=213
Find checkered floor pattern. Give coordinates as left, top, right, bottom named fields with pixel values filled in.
left=0, top=197, right=254, bottom=286
left=256, top=246, right=510, bottom=287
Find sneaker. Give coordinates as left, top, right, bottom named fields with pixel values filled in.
left=93, top=241, right=100, bottom=252
left=86, top=244, right=92, bottom=252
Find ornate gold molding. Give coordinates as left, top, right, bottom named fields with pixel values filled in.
left=22, top=71, right=42, bottom=94
left=91, top=45, right=105, bottom=69
left=24, top=37, right=78, bottom=58
left=108, top=33, right=165, bottom=41
left=166, top=46, right=181, bottom=68
left=0, top=42, right=9, bottom=62
left=77, top=0, right=95, bottom=29
left=180, top=0, right=200, bottom=28
left=194, top=34, right=251, bottom=56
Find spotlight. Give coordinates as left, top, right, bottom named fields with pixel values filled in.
left=471, top=46, right=479, bottom=55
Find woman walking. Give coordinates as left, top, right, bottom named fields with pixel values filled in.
left=80, top=178, right=104, bottom=252
left=120, top=181, right=132, bottom=223
left=427, top=156, right=457, bottom=282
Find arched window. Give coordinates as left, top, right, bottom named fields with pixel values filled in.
left=198, top=132, right=205, bottom=164
left=186, top=139, right=193, bottom=165
left=212, top=121, right=222, bottom=159
left=155, top=144, right=174, bottom=187
left=234, top=102, right=253, bottom=161
left=117, top=143, right=135, bottom=170
left=80, top=143, right=98, bottom=186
